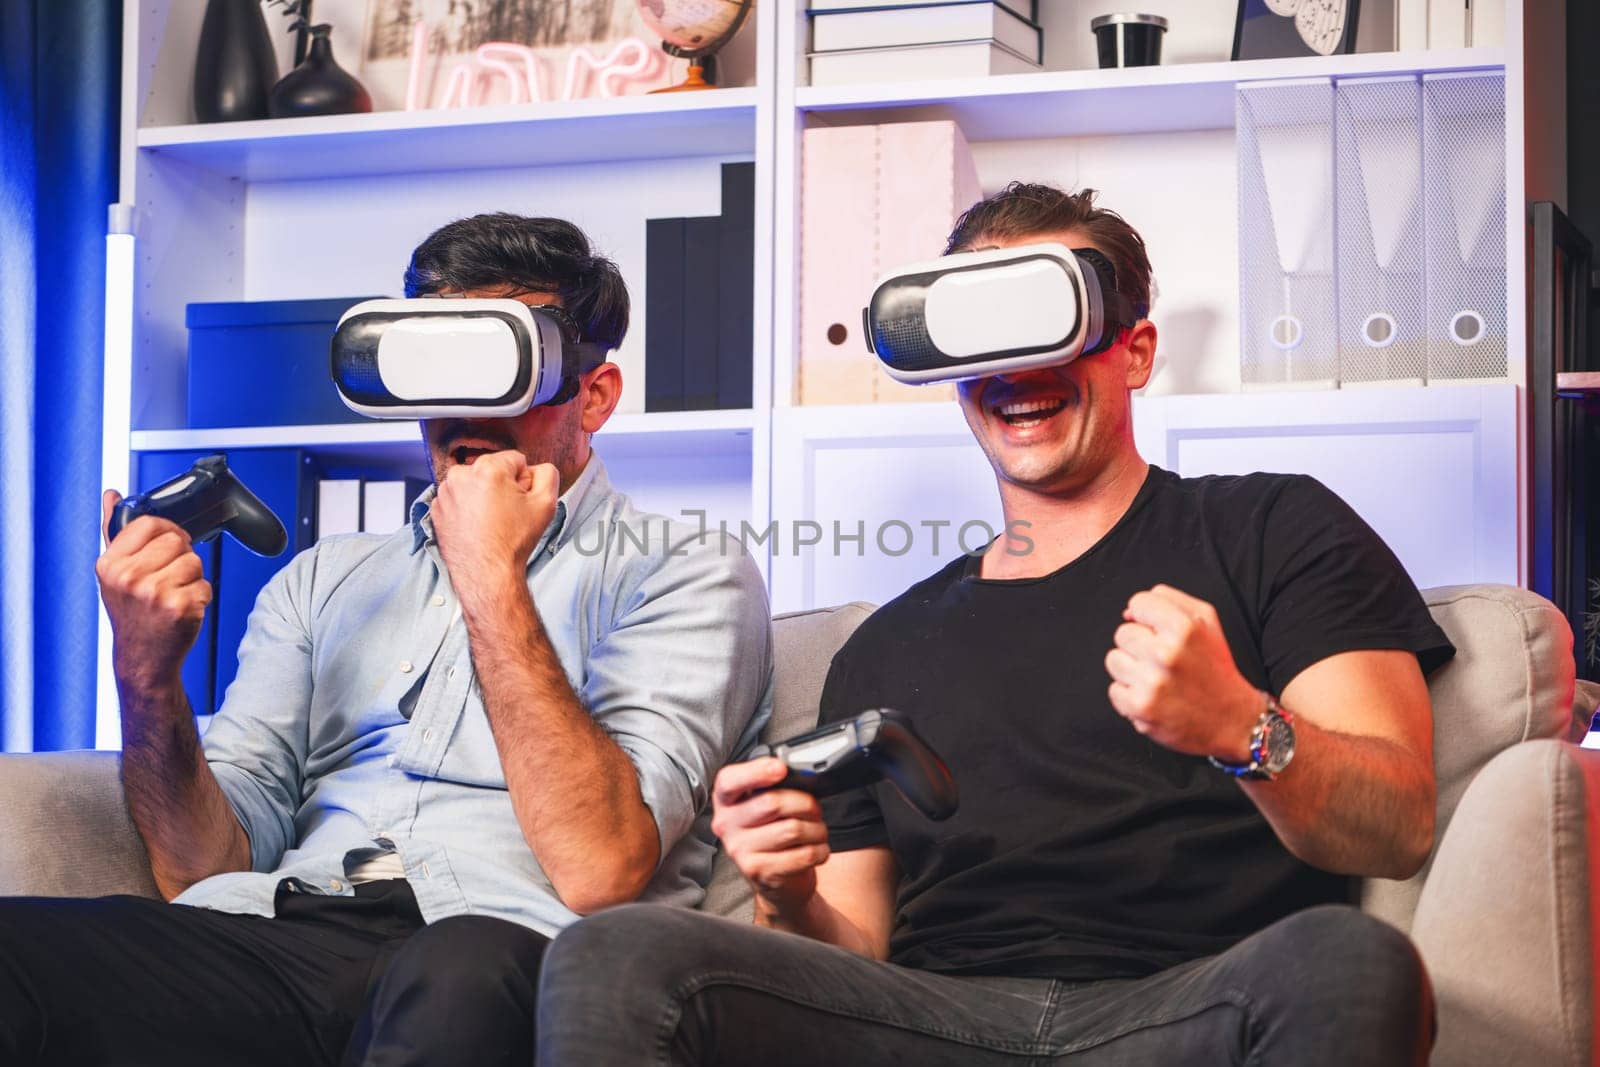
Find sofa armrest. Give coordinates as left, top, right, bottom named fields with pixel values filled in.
left=1409, top=739, right=1597, bottom=1067
left=0, top=751, right=160, bottom=900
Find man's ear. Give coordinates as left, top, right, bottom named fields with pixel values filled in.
left=579, top=363, right=623, bottom=433
left=1122, top=320, right=1158, bottom=390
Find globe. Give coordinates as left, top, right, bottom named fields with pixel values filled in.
left=637, top=0, right=753, bottom=91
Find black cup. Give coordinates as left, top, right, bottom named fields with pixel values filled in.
left=1090, top=13, right=1168, bottom=68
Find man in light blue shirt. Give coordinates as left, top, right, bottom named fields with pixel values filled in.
left=0, top=214, right=772, bottom=1067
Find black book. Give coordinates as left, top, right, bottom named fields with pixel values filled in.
left=717, top=162, right=755, bottom=410
left=645, top=217, right=686, bottom=412
left=681, top=216, right=723, bottom=411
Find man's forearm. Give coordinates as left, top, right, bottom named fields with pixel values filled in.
left=1241, top=717, right=1435, bottom=879
left=118, top=677, right=251, bottom=900
left=460, top=572, right=661, bottom=913
left=754, top=891, right=886, bottom=959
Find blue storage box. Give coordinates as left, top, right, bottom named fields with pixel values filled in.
left=186, top=297, right=385, bottom=428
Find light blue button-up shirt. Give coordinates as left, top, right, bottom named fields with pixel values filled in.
left=175, top=455, right=772, bottom=936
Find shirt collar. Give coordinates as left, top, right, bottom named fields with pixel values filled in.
left=410, top=453, right=614, bottom=559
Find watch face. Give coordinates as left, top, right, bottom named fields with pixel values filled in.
left=1262, top=715, right=1296, bottom=773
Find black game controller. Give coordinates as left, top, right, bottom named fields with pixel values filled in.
left=749, top=709, right=959, bottom=821
left=109, top=454, right=288, bottom=557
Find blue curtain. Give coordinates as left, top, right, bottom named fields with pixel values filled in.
left=0, top=2, right=122, bottom=751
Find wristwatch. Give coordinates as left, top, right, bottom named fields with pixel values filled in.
left=1208, top=693, right=1295, bottom=781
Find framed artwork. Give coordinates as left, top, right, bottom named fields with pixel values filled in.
left=359, top=0, right=680, bottom=108
left=1232, top=0, right=1363, bottom=60
left=365, top=0, right=643, bottom=60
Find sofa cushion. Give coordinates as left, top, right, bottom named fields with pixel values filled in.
left=701, top=603, right=874, bottom=921
left=1409, top=739, right=1596, bottom=1067
left=1362, top=584, right=1577, bottom=930
left=0, top=750, right=160, bottom=899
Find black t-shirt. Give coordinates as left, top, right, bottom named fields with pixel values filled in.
left=818, top=466, right=1454, bottom=982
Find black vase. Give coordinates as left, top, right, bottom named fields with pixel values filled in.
left=193, top=0, right=279, bottom=123
left=269, top=24, right=373, bottom=119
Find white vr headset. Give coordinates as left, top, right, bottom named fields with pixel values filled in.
left=863, top=242, right=1139, bottom=384
left=331, top=297, right=611, bottom=419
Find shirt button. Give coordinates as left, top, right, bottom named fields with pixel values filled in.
left=431, top=595, right=445, bottom=607
left=420, top=862, right=432, bottom=879
left=330, top=879, right=345, bottom=892
left=399, top=660, right=413, bottom=674
left=447, top=666, right=457, bottom=680
left=423, top=728, right=436, bottom=743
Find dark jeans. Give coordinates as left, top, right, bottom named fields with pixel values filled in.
left=537, top=903, right=1433, bottom=1065
left=0, top=880, right=549, bottom=1067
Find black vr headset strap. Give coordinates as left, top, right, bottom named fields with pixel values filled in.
left=1072, top=248, right=1139, bottom=357
left=534, top=304, right=611, bottom=407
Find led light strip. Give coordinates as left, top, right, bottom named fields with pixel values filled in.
left=96, top=206, right=135, bottom=750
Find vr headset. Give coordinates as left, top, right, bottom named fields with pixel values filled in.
left=331, top=297, right=611, bottom=419
left=863, top=242, right=1139, bottom=384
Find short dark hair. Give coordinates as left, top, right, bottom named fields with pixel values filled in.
left=945, top=183, right=1153, bottom=320
left=403, top=213, right=629, bottom=350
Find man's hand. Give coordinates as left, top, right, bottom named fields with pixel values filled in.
left=431, top=451, right=558, bottom=603
left=98, top=489, right=249, bottom=898
left=1104, top=583, right=1263, bottom=763
left=96, top=489, right=212, bottom=697
left=712, top=758, right=831, bottom=920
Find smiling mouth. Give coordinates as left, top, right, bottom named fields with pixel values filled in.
left=993, top=396, right=1070, bottom=427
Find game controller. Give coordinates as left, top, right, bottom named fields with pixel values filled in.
left=108, top=454, right=288, bottom=557
left=749, top=709, right=959, bottom=821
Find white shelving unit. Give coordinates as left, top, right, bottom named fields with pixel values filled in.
left=136, top=88, right=763, bottom=180
left=769, top=383, right=1519, bottom=611
left=103, top=1, right=780, bottom=745
left=763, top=4, right=1559, bottom=613
left=128, top=408, right=759, bottom=454
left=772, top=46, right=1520, bottom=406
left=794, top=47, right=1503, bottom=137
left=102, top=0, right=1564, bottom=739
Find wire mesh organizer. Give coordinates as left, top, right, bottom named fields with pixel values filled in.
left=1423, top=71, right=1508, bottom=383
left=1336, top=75, right=1427, bottom=387
left=1236, top=78, right=1338, bottom=390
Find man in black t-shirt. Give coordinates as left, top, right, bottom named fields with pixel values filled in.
left=535, top=184, right=1450, bottom=1065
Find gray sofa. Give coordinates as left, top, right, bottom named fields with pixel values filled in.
left=2, top=584, right=1594, bottom=1064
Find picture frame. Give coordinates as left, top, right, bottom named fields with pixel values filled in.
left=360, top=0, right=678, bottom=108
left=1232, top=0, right=1363, bottom=61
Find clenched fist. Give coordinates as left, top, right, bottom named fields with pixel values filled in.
left=96, top=489, right=212, bottom=696
left=1104, top=584, right=1264, bottom=763
left=431, top=451, right=558, bottom=604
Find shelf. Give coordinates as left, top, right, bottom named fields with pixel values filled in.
left=136, top=88, right=761, bottom=182
left=128, top=409, right=759, bottom=464
left=796, top=47, right=1504, bottom=139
